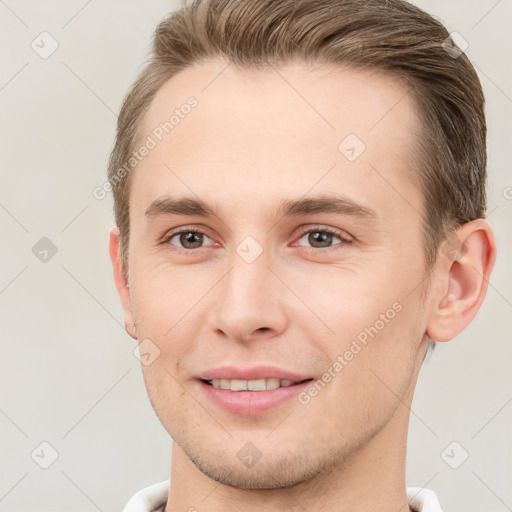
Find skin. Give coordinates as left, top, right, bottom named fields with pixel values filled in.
left=109, top=59, right=496, bottom=511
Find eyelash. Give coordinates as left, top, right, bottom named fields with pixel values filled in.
left=161, top=225, right=352, bottom=254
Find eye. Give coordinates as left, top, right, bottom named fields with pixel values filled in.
left=295, top=227, right=351, bottom=250
left=164, top=229, right=214, bottom=250
left=161, top=226, right=351, bottom=253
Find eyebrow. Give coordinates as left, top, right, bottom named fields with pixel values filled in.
left=144, top=194, right=377, bottom=220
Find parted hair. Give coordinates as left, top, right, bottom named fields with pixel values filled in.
left=108, top=0, right=486, bottom=276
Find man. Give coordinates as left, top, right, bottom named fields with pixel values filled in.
left=108, top=0, right=496, bottom=510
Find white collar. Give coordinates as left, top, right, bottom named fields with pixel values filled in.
left=122, top=480, right=443, bottom=511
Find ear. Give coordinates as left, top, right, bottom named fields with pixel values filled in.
left=426, top=219, right=496, bottom=342
left=109, top=226, right=137, bottom=340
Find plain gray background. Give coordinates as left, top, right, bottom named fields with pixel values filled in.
left=0, top=1, right=511, bottom=511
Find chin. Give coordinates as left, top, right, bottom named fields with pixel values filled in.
left=192, top=454, right=323, bottom=489
left=175, top=433, right=341, bottom=490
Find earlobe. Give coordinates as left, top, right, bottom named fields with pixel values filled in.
left=426, top=219, right=496, bottom=343
left=108, top=227, right=138, bottom=340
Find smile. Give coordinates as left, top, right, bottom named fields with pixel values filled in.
left=204, top=377, right=312, bottom=391
left=198, top=378, right=315, bottom=415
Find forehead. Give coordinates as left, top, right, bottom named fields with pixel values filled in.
left=132, top=59, right=421, bottom=219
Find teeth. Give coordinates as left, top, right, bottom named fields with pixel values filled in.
left=209, top=377, right=300, bottom=391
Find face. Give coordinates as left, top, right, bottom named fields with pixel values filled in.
left=121, top=60, right=433, bottom=488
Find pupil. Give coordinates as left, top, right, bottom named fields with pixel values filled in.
left=181, top=232, right=203, bottom=248
left=309, top=231, right=332, bottom=248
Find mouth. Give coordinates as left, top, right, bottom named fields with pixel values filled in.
left=201, top=377, right=314, bottom=391
left=197, top=377, right=315, bottom=415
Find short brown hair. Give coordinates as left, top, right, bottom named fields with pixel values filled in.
left=108, top=0, right=486, bottom=276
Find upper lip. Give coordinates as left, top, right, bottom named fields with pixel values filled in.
left=198, top=365, right=313, bottom=382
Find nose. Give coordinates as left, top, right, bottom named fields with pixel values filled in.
left=207, top=251, right=288, bottom=343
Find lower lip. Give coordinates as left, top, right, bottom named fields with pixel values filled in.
left=197, top=379, right=313, bottom=415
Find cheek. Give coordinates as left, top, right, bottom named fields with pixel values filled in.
left=289, top=261, right=410, bottom=343
left=129, top=266, right=207, bottom=404
left=296, top=263, right=425, bottom=399
left=303, top=311, right=421, bottom=437
left=129, top=261, right=214, bottom=335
